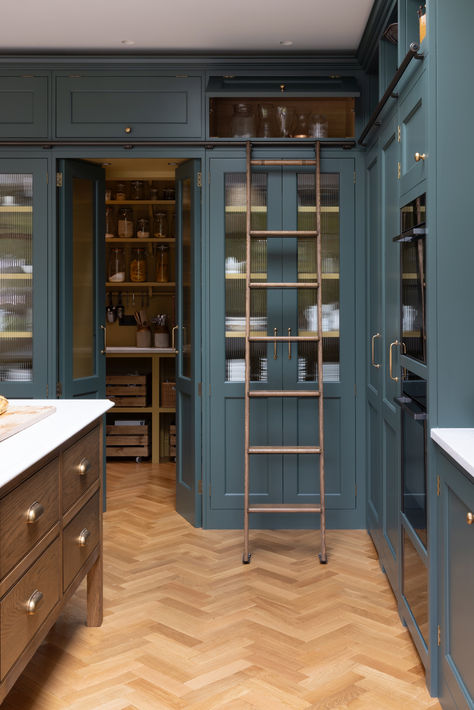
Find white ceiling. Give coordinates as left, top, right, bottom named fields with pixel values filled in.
left=0, top=0, right=375, bottom=53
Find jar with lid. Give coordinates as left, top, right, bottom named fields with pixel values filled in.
left=231, top=103, right=256, bottom=138
left=117, top=207, right=134, bottom=238
left=130, top=180, right=145, bottom=201
left=155, top=245, right=169, bottom=282
left=136, top=217, right=150, bottom=239
left=108, top=248, right=126, bottom=282
left=257, top=103, right=277, bottom=138
left=115, top=182, right=128, bottom=201
left=162, top=187, right=175, bottom=201
left=150, top=184, right=159, bottom=201
left=153, top=211, right=168, bottom=238
left=105, top=206, right=116, bottom=239
left=130, top=247, right=147, bottom=282
left=152, top=314, right=169, bottom=348
left=309, top=113, right=328, bottom=138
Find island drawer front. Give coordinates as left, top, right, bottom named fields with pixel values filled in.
left=63, top=492, right=100, bottom=592
left=62, top=427, right=100, bottom=513
left=0, top=459, right=60, bottom=579
left=0, top=538, right=60, bottom=680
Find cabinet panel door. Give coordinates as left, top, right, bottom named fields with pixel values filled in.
left=400, top=71, right=427, bottom=196
left=56, top=75, right=202, bottom=139
left=0, top=76, right=49, bottom=138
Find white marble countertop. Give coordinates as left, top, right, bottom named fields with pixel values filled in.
left=431, top=428, right=474, bottom=481
left=0, top=399, right=114, bottom=489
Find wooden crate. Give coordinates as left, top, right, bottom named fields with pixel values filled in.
left=106, top=375, right=147, bottom=408
left=106, top=424, right=150, bottom=458
left=161, top=381, right=176, bottom=408
left=170, top=434, right=176, bottom=446
left=169, top=424, right=176, bottom=435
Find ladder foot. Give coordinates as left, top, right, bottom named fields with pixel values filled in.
left=242, top=553, right=252, bottom=564
left=319, top=553, right=327, bottom=564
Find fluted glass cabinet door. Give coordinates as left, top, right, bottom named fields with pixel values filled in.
left=0, top=159, right=48, bottom=398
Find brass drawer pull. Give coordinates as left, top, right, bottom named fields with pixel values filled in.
left=414, top=152, right=426, bottom=162
left=26, top=589, right=43, bottom=615
left=467, top=512, right=473, bottom=525
left=78, top=458, right=91, bottom=476
left=78, top=528, right=90, bottom=547
left=26, top=501, right=44, bottom=524
left=371, top=332, right=381, bottom=368
left=389, top=340, right=400, bottom=382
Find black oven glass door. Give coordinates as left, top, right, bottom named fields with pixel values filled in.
left=401, top=237, right=426, bottom=361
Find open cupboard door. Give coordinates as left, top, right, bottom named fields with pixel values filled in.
left=58, top=159, right=106, bottom=399
left=175, top=160, right=202, bottom=526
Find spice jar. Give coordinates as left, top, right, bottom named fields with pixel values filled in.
left=108, top=248, right=126, bottom=282
left=130, top=180, right=145, bottom=200
left=130, top=247, right=147, bottom=282
left=115, top=182, right=127, bottom=201
left=117, top=207, right=134, bottom=238
left=153, top=211, right=168, bottom=238
left=156, top=245, right=169, bottom=282
left=162, top=187, right=175, bottom=201
left=105, top=206, right=116, bottom=239
left=136, top=326, right=152, bottom=348
left=150, top=185, right=159, bottom=201
left=152, top=314, right=169, bottom=348
left=136, top=217, right=150, bottom=239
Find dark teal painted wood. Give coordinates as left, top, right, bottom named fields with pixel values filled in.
left=58, top=159, right=105, bottom=399
left=437, top=448, right=474, bottom=710
left=399, top=70, right=427, bottom=197
left=0, top=76, right=49, bottom=138
left=56, top=75, right=202, bottom=139
left=175, top=159, right=202, bottom=527
left=0, top=158, right=49, bottom=399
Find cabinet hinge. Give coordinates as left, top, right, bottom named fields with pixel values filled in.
left=56, top=172, right=63, bottom=188
left=198, top=382, right=202, bottom=397
left=46, top=384, right=49, bottom=398
left=353, top=171, right=356, bottom=184
left=56, top=381, right=62, bottom=398
left=437, top=475, right=440, bottom=496
left=46, top=172, right=49, bottom=185
left=197, top=172, right=202, bottom=188
left=397, top=162, right=401, bottom=180
left=198, top=480, right=203, bottom=495
left=397, top=125, right=401, bottom=142
left=437, top=625, right=441, bottom=646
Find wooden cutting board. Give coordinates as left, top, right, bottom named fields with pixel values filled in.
left=0, top=405, right=56, bottom=443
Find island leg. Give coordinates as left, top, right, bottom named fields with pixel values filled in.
left=86, top=551, right=103, bottom=626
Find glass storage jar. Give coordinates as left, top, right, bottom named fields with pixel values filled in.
left=155, top=245, right=169, bottom=282
left=153, top=211, right=168, bottom=238
left=115, top=182, right=128, bottom=200
left=150, top=184, right=159, bottom=201
left=105, top=206, right=116, bottom=239
left=130, top=180, right=145, bottom=200
left=136, top=217, right=150, bottom=238
left=231, top=103, right=256, bottom=138
left=257, top=103, right=277, bottom=138
left=117, top=207, right=134, bottom=238
left=108, top=248, right=126, bottom=282
left=129, top=247, right=147, bottom=282
left=309, top=113, right=328, bottom=138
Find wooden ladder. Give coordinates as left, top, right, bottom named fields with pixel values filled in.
left=242, top=141, right=327, bottom=565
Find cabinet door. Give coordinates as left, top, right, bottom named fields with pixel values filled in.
left=439, top=453, right=474, bottom=710
left=0, top=76, right=49, bottom=138
left=56, top=75, right=202, bottom=139
left=400, top=70, right=427, bottom=196
left=0, top=159, right=49, bottom=397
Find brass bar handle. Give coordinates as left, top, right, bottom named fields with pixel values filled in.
left=389, top=340, right=400, bottom=382
left=172, top=325, right=179, bottom=353
left=288, top=328, right=292, bottom=359
left=26, top=501, right=44, bottom=524
left=371, top=332, right=381, bottom=368
left=78, top=528, right=91, bottom=547
left=100, top=324, right=106, bottom=355
left=78, top=457, right=91, bottom=476
left=467, top=512, right=473, bottom=525
left=414, top=152, right=426, bottom=162
left=273, top=328, right=278, bottom=360
left=26, top=589, right=43, bottom=615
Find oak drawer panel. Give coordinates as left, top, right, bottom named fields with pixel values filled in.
left=63, top=492, right=100, bottom=592
left=0, top=538, right=60, bottom=680
left=0, top=459, right=59, bottom=579
left=62, top=427, right=100, bottom=513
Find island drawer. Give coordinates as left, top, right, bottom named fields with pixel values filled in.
left=0, top=459, right=60, bottom=579
left=62, top=426, right=100, bottom=513
left=0, top=538, right=60, bottom=680
left=63, top=492, right=100, bottom=592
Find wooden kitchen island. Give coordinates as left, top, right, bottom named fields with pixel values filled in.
left=0, top=399, right=113, bottom=703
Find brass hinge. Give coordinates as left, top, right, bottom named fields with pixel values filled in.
left=198, top=382, right=202, bottom=397
left=353, top=171, right=356, bottom=184
left=397, top=125, right=401, bottom=142
left=46, top=172, right=49, bottom=185
left=198, top=480, right=203, bottom=495
left=397, top=162, right=401, bottom=180
left=56, top=381, right=62, bottom=398
left=437, top=475, right=440, bottom=496
left=437, top=625, right=441, bottom=646
left=56, top=172, right=63, bottom=188
left=197, top=172, right=202, bottom=188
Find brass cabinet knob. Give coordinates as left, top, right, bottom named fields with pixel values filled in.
left=78, top=457, right=91, bottom=476
left=414, top=152, right=426, bottom=162
left=125, top=126, right=132, bottom=134
left=467, top=512, right=474, bottom=525
left=26, top=501, right=44, bottom=524
left=280, top=84, right=286, bottom=92
left=78, top=528, right=91, bottom=547
left=26, top=589, right=43, bottom=615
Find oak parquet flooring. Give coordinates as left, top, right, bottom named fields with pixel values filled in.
left=2, top=461, right=442, bottom=709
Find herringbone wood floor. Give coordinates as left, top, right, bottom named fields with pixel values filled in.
left=3, top=462, right=442, bottom=710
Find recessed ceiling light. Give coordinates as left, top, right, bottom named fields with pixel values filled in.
left=280, top=40, right=293, bottom=46
left=168, top=162, right=178, bottom=166
left=121, top=39, right=135, bottom=46
left=102, top=162, right=112, bottom=167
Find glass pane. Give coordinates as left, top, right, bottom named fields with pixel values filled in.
left=403, top=528, right=429, bottom=645
left=72, top=178, right=95, bottom=380
left=225, top=173, right=267, bottom=382
left=297, top=173, right=340, bottom=382
left=0, top=174, right=33, bottom=383
left=182, top=177, right=192, bottom=379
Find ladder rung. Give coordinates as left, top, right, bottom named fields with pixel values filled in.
left=248, top=503, right=322, bottom=513
left=250, top=230, right=318, bottom=238
left=248, top=335, right=319, bottom=343
left=249, top=281, right=319, bottom=289
left=248, top=390, right=320, bottom=398
left=248, top=446, right=321, bottom=454
left=250, top=159, right=317, bottom=167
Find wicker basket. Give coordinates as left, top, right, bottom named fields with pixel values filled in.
left=161, top=381, right=176, bottom=408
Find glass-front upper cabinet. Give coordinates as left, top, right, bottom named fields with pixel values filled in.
left=0, top=160, right=48, bottom=397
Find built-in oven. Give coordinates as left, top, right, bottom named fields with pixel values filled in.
left=394, top=193, right=426, bottom=362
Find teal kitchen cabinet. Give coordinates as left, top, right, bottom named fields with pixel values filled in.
left=0, top=159, right=49, bottom=398
left=399, top=69, right=427, bottom=197
left=0, top=75, right=49, bottom=139
left=207, top=153, right=357, bottom=529
left=55, top=73, right=203, bottom=139
left=435, top=446, right=474, bottom=710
